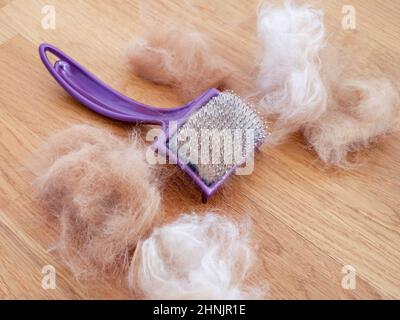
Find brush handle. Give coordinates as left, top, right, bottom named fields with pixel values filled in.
left=39, top=43, right=219, bottom=127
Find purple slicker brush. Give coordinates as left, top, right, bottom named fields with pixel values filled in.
left=39, top=43, right=267, bottom=202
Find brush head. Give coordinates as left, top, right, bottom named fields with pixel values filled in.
left=168, top=91, right=268, bottom=186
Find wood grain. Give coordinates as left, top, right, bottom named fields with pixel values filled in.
left=0, top=0, right=399, bottom=299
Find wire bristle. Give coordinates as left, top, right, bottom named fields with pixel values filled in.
left=169, top=91, right=268, bottom=185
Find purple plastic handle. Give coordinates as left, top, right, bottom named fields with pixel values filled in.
left=39, top=43, right=219, bottom=128
left=39, top=43, right=227, bottom=202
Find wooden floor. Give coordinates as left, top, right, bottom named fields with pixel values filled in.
left=0, top=0, right=399, bottom=299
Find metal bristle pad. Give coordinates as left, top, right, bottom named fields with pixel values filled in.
left=168, top=91, right=268, bottom=185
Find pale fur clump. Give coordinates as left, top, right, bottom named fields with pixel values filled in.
left=34, top=125, right=161, bottom=278
left=128, top=213, right=263, bottom=300
left=304, top=79, right=400, bottom=167
left=256, top=0, right=327, bottom=143
left=256, top=1, right=400, bottom=166
left=127, top=24, right=233, bottom=101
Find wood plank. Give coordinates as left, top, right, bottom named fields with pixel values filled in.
left=0, top=0, right=399, bottom=299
